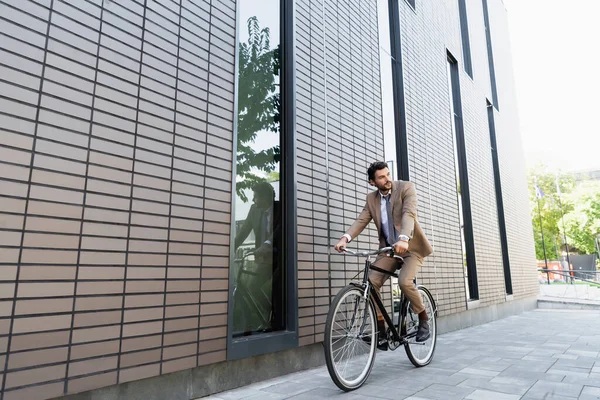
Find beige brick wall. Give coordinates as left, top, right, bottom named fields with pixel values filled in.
left=0, top=0, right=234, bottom=398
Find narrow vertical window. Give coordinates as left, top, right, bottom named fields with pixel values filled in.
left=378, top=0, right=399, bottom=178
left=228, top=0, right=297, bottom=359
left=487, top=100, right=512, bottom=294
left=482, top=0, right=499, bottom=109
left=387, top=0, right=410, bottom=180
left=458, top=0, right=473, bottom=78
left=447, top=53, right=479, bottom=301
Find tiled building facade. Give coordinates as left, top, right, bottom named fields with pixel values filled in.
left=0, top=0, right=537, bottom=399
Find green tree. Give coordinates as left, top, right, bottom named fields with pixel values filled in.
left=527, top=167, right=575, bottom=260
left=563, top=181, right=600, bottom=254
left=235, top=16, right=281, bottom=202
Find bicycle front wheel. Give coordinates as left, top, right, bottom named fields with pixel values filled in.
left=402, top=285, right=437, bottom=367
left=324, top=285, right=377, bottom=391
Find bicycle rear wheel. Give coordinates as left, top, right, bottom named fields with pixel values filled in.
left=324, top=285, right=377, bottom=391
left=402, top=286, right=437, bottom=367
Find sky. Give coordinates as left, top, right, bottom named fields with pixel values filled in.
left=503, top=0, right=600, bottom=173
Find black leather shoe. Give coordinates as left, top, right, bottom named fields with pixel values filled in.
left=416, top=320, right=430, bottom=342
left=376, top=338, right=389, bottom=351
left=361, top=334, right=389, bottom=351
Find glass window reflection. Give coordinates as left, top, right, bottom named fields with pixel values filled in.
left=231, top=0, right=285, bottom=338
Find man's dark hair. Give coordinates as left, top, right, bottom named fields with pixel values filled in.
left=252, top=181, right=275, bottom=199
left=367, top=161, right=389, bottom=181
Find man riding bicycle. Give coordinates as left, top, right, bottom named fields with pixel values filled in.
left=335, top=161, right=433, bottom=349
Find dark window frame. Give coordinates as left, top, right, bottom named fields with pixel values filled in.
left=487, top=100, right=512, bottom=294
left=226, top=0, right=298, bottom=360
left=457, top=0, right=473, bottom=78
left=482, top=0, right=499, bottom=109
left=388, top=0, right=410, bottom=180
left=447, top=52, right=479, bottom=301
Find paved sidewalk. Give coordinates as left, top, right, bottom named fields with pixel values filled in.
left=203, top=309, right=600, bottom=400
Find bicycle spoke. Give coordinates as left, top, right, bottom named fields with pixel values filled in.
left=331, top=335, right=347, bottom=346
left=333, top=319, right=348, bottom=333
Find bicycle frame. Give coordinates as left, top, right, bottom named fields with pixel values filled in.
left=339, top=246, right=420, bottom=345
left=361, top=258, right=403, bottom=343
left=232, top=251, right=272, bottom=332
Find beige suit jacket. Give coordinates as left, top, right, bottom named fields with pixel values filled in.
left=345, top=180, right=433, bottom=262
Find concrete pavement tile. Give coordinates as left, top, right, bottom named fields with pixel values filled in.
left=457, top=368, right=500, bottom=377
left=546, top=368, right=589, bottom=379
left=520, top=395, right=578, bottom=400
left=464, top=389, right=520, bottom=400
left=582, top=385, right=600, bottom=396
left=497, top=367, right=565, bottom=382
left=287, top=387, right=367, bottom=399
left=500, top=345, right=536, bottom=353
left=579, top=395, right=600, bottom=400
left=388, top=372, right=467, bottom=387
left=354, top=382, right=426, bottom=399
left=551, top=353, right=578, bottom=360
left=288, top=373, right=336, bottom=387
left=413, top=383, right=474, bottom=400
left=213, top=389, right=263, bottom=400
left=313, top=370, right=333, bottom=378
left=566, top=349, right=599, bottom=358
left=475, top=357, right=502, bottom=363
left=489, top=376, right=536, bottom=386
left=560, top=374, right=600, bottom=387
left=521, top=381, right=583, bottom=399
left=541, top=342, right=572, bottom=350
left=467, top=360, right=512, bottom=373
left=402, top=366, right=457, bottom=378
left=239, top=393, right=289, bottom=400
left=261, top=381, right=314, bottom=396
left=530, top=349, right=564, bottom=357
left=458, top=376, right=530, bottom=396
left=441, top=353, right=482, bottom=362
left=521, top=355, right=555, bottom=362
left=556, top=334, right=581, bottom=342
left=555, top=357, right=597, bottom=369
left=250, top=378, right=292, bottom=391
left=510, top=359, right=557, bottom=371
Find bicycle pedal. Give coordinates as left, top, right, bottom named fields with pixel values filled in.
left=386, top=329, right=401, bottom=350
left=387, top=340, right=401, bottom=350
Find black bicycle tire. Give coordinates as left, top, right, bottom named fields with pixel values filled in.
left=402, top=285, right=437, bottom=367
left=324, top=284, right=377, bottom=391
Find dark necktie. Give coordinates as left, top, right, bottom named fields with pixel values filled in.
left=385, top=195, right=395, bottom=246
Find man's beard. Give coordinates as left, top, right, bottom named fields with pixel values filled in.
left=378, top=182, right=392, bottom=192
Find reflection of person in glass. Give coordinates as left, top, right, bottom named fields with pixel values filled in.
left=233, top=182, right=283, bottom=335
left=235, top=182, right=280, bottom=263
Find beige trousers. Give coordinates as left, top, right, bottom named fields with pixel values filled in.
left=370, top=253, right=425, bottom=318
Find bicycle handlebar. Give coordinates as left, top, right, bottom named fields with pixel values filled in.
left=337, top=246, right=392, bottom=257
left=335, top=246, right=407, bottom=261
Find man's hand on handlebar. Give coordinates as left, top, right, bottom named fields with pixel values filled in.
left=334, top=237, right=348, bottom=253
left=393, top=240, right=409, bottom=255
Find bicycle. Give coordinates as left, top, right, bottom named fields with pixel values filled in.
left=324, top=246, right=438, bottom=391
left=231, top=250, right=274, bottom=336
